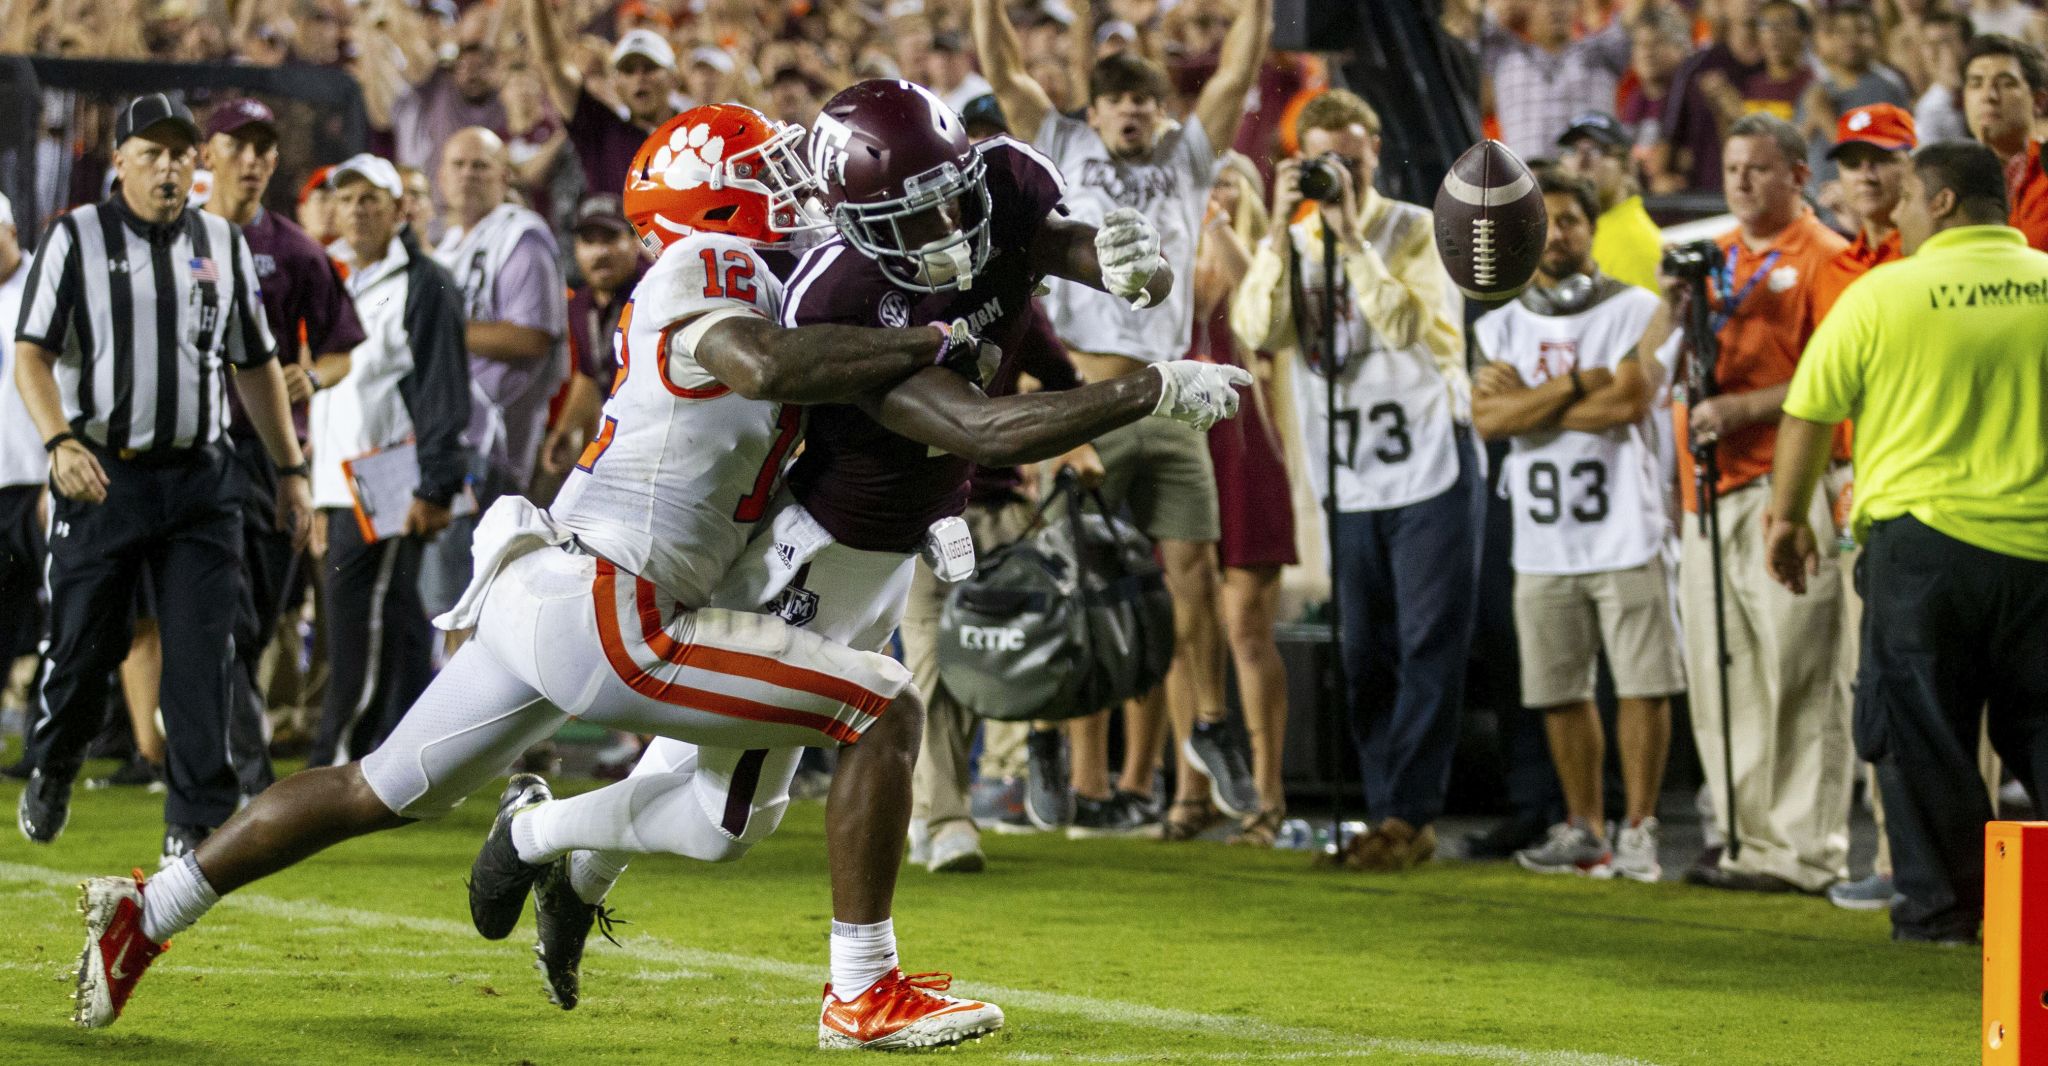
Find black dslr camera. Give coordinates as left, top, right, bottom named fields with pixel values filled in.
left=1297, top=153, right=1349, bottom=204
left=1660, top=239, right=1724, bottom=281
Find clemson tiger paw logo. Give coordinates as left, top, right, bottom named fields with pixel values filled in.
left=649, top=123, right=727, bottom=191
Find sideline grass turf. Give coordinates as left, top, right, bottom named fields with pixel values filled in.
left=0, top=760, right=1977, bottom=1065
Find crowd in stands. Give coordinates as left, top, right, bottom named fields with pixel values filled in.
left=2, top=0, right=2045, bottom=949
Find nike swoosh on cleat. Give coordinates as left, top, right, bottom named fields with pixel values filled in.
left=109, top=943, right=135, bottom=981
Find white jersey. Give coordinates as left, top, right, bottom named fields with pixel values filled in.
left=1474, top=283, right=1669, bottom=575
left=0, top=260, right=44, bottom=488
left=550, top=233, right=799, bottom=609
left=1036, top=111, right=1213, bottom=363
left=1288, top=204, right=1465, bottom=513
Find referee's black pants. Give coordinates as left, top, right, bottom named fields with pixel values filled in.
left=309, top=509, right=433, bottom=767
left=28, top=445, right=242, bottom=827
left=225, top=432, right=291, bottom=795
left=1857, top=515, right=2048, bottom=940
left=0, top=483, right=45, bottom=663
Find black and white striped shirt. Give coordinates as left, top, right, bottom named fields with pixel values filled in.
left=15, top=196, right=277, bottom=453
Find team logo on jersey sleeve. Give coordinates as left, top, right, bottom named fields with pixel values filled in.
left=878, top=290, right=910, bottom=328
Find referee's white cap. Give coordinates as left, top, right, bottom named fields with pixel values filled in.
left=328, top=153, right=406, bottom=200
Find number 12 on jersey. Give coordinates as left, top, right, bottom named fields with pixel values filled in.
left=699, top=248, right=758, bottom=302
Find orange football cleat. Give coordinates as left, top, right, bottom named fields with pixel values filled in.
left=817, top=968, right=1004, bottom=1050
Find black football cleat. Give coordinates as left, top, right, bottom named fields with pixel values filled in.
left=20, top=768, right=74, bottom=843
left=468, top=773, right=553, bottom=940
left=532, top=858, right=625, bottom=1010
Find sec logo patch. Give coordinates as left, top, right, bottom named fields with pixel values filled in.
left=878, top=291, right=910, bottom=328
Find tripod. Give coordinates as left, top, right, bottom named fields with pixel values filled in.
left=1682, top=278, right=1740, bottom=863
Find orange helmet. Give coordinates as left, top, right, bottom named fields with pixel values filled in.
left=623, top=103, right=819, bottom=254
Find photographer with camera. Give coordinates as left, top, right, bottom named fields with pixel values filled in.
left=1232, top=89, right=1479, bottom=872
left=1470, top=170, right=1683, bottom=883
left=1635, top=113, right=1855, bottom=895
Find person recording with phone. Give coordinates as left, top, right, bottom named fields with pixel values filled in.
left=1230, top=89, right=1480, bottom=873
left=1633, top=113, right=1854, bottom=895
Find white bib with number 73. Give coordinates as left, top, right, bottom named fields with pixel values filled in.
left=1285, top=204, right=1462, bottom=514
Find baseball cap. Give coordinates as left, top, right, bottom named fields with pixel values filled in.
left=327, top=153, right=405, bottom=199
left=1828, top=103, right=1916, bottom=158
left=115, top=93, right=202, bottom=147
left=689, top=45, right=735, bottom=74
left=1557, top=112, right=1629, bottom=152
left=571, top=194, right=633, bottom=238
left=612, top=28, right=677, bottom=71
left=1096, top=19, right=1138, bottom=46
left=203, top=97, right=277, bottom=141
left=960, top=94, right=1008, bottom=135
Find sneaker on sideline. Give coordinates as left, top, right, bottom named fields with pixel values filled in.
left=1515, top=821, right=1611, bottom=876
left=1828, top=873, right=1898, bottom=911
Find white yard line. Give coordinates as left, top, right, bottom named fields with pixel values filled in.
left=0, top=861, right=1660, bottom=1066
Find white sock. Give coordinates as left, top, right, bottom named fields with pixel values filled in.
left=514, top=772, right=755, bottom=864
left=511, top=806, right=548, bottom=865
left=141, top=854, right=218, bottom=943
left=829, top=918, right=897, bottom=1001
left=569, top=850, right=629, bottom=905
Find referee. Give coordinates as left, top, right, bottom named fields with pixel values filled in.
left=1766, top=141, right=2048, bottom=944
left=12, top=94, right=313, bottom=861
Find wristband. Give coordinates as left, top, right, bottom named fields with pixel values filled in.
left=280, top=460, right=311, bottom=479
left=44, top=431, right=76, bottom=453
left=306, top=367, right=323, bottom=392
left=930, top=323, right=955, bottom=367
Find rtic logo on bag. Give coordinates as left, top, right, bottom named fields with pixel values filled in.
left=958, top=624, right=1025, bottom=651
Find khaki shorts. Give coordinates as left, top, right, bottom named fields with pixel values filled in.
left=1513, top=556, right=1686, bottom=708
left=1080, top=416, right=1221, bottom=543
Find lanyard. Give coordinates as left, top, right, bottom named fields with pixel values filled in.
left=1710, top=245, right=1781, bottom=335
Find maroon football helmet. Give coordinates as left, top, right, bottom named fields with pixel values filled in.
left=807, top=79, right=993, bottom=293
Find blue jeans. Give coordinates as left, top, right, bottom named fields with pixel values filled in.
left=1331, top=428, right=1485, bottom=827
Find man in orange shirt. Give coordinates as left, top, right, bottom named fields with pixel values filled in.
left=1809, top=103, right=1913, bottom=910
left=1637, top=113, right=1854, bottom=895
left=1812, top=104, right=1914, bottom=319
left=1963, top=34, right=2048, bottom=251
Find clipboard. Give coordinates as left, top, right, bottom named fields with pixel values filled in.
left=340, top=441, right=477, bottom=543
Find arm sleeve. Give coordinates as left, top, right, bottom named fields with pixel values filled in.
left=1782, top=286, right=1868, bottom=425
left=1229, top=231, right=1296, bottom=354
left=399, top=268, right=475, bottom=506
left=301, top=250, right=368, bottom=356
left=1342, top=210, right=1464, bottom=362
left=14, top=216, right=76, bottom=349
left=491, top=230, right=567, bottom=337
left=224, top=227, right=279, bottom=368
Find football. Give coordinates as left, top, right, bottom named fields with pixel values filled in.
left=1433, top=139, right=1547, bottom=302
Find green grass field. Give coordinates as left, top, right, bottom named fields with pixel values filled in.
left=0, top=758, right=1979, bottom=1065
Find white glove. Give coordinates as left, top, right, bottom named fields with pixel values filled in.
left=1095, top=207, right=1164, bottom=309
left=1148, top=361, right=1253, bottom=432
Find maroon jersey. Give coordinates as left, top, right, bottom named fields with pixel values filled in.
left=227, top=208, right=367, bottom=439
left=781, top=138, right=1068, bottom=552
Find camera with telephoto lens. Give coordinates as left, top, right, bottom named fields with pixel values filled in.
left=1660, top=239, right=1724, bottom=281
left=1297, top=152, right=1349, bottom=204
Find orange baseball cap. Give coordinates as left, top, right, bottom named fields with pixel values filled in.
left=1828, top=103, right=1916, bottom=157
